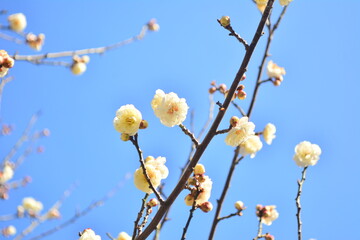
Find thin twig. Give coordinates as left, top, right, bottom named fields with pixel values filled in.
left=138, top=206, right=152, bottom=235
left=253, top=218, right=264, bottom=240
left=0, top=213, right=17, bottom=221
left=215, top=126, right=232, bottom=135
left=0, top=76, right=14, bottom=116
left=106, top=233, right=116, bottom=240
left=2, top=111, right=41, bottom=166
left=133, top=194, right=149, bottom=239
left=217, top=20, right=249, bottom=51
left=217, top=212, right=240, bottom=222
left=13, top=25, right=149, bottom=62
left=28, top=60, right=71, bottom=67
left=136, top=2, right=274, bottom=239
left=28, top=176, right=130, bottom=240
left=231, top=101, right=247, bottom=116
left=296, top=166, right=308, bottom=240
left=179, top=124, right=199, bottom=148
left=0, top=32, right=23, bottom=44
left=258, top=78, right=272, bottom=85
left=130, top=135, right=164, bottom=204
left=181, top=188, right=199, bottom=240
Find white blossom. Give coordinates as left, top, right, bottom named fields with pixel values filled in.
left=267, top=60, right=286, bottom=82
left=263, top=123, right=276, bottom=145
left=116, top=232, right=131, bottom=240
left=293, top=141, right=321, bottom=167
left=22, top=197, right=43, bottom=213
left=0, top=163, right=14, bottom=184
left=79, top=229, right=101, bottom=240
left=225, top=117, right=255, bottom=147
left=113, top=104, right=142, bottom=136
left=239, top=135, right=263, bottom=158
left=8, top=13, right=27, bottom=32
left=151, top=89, right=189, bottom=127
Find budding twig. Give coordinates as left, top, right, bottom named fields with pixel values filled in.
left=296, top=166, right=308, bottom=240
left=181, top=187, right=200, bottom=240
left=133, top=193, right=149, bottom=239
left=179, top=124, right=199, bottom=148
left=217, top=20, right=250, bottom=51
left=130, top=135, right=164, bottom=204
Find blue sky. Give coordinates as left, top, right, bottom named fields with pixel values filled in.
left=1, top=1, right=360, bottom=240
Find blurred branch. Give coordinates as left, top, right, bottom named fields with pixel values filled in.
left=130, top=134, right=164, bottom=204
left=296, top=166, right=308, bottom=240
left=29, top=176, right=130, bottom=240
left=136, top=2, right=275, bottom=238
left=0, top=76, right=14, bottom=116
left=0, top=32, right=23, bottom=44
left=12, top=24, right=151, bottom=63
left=253, top=219, right=264, bottom=240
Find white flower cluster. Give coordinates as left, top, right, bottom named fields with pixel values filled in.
left=79, top=229, right=101, bottom=240
left=134, top=156, right=169, bottom=194
left=293, top=141, right=321, bottom=167
left=22, top=197, right=43, bottom=213
left=151, top=89, right=189, bottom=127
left=256, top=204, right=279, bottom=226
left=114, top=104, right=142, bottom=136
left=0, top=50, right=15, bottom=78
left=8, top=13, right=27, bottom=32
left=267, top=60, right=286, bottom=86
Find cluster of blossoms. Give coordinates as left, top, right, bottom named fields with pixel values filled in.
left=113, top=104, right=147, bottom=139
left=293, top=141, right=321, bottom=167
left=185, top=164, right=213, bottom=212
left=208, top=77, right=247, bottom=101
left=1, top=225, right=16, bottom=237
left=267, top=60, right=286, bottom=86
left=134, top=156, right=169, bottom=194
left=26, top=33, right=45, bottom=51
left=8, top=13, right=27, bottom=32
left=21, top=197, right=43, bottom=215
left=0, top=50, right=15, bottom=78
left=151, top=89, right=189, bottom=127
left=0, top=163, right=14, bottom=184
left=71, top=55, right=90, bottom=75
left=256, top=204, right=279, bottom=225
left=255, top=0, right=293, bottom=13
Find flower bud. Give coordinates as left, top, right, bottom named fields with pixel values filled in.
left=265, top=233, right=275, bottom=240
left=71, top=62, right=87, bottom=75
left=230, top=116, right=240, bottom=127
left=2, top=225, right=16, bottom=237
left=47, top=208, right=61, bottom=219
left=194, top=164, right=205, bottom=175
left=219, top=16, right=230, bottom=27
left=199, top=201, right=213, bottom=213
left=120, top=133, right=130, bottom=141
left=234, top=201, right=245, bottom=211
left=218, top=84, right=227, bottom=93
left=148, top=198, right=158, bottom=207
left=184, top=194, right=194, bottom=206
left=273, top=79, right=281, bottom=86
left=147, top=19, right=160, bottom=31
left=237, top=91, right=247, bottom=100
left=237, top=84, right=245, bottom=91
left=139, top=120, right=148, bottom=129
left=208, top=87, right=217, bottom=94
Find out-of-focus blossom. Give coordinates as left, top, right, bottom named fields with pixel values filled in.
left=116, top=232, right=131, bottom=240
left=0, top=50, right=15, bottom=77
left=293, top=141, right=321, bottom=167
left=234, top=201, right=245, bottom=211
left=71, top=55, right=90, bottom=75
left=0, top=163, right=14, bottom=184
left=8, top=13, right=27, bottom=32
left=256, top=205, right=279, bottom=225
left=79, top=229, right=101, bottom=240
left=134, top=156, right=168, bottom=193
left=26, top=33, right=45, bottom=51
left=147, top=19, right=160, bottom=31
left=239, top=135, right=263, bottom=158
left=113, top=104, right=142, bottom=136
left=2, top=225, right=16, bottom=237
left=22, top=197, right=43, bottom=213
left=151, top=89, right=189, bottom=127
left=263, top=123, right=276, bottom=145
left=279, top=0, right=293, bottom=6
left=267, top=60, right=286, bottom=85
left=225, top=117, right=255, bottom=147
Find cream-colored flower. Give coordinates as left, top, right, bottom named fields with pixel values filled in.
left=22, top=197, right=43, bottom=213
left=71, top=62, right=87, bottom=75
left=293, top=141, right=321, bottom=167
left=2, top=225, right=17, bottom=237
left=0, top=163, right=14, bottom=184
left=134, top=156, right=168, bottom=193
left=263, top=123, right=276, bottom=145
left=267, top=60, right=286, bottom=82
left=256, top=3, right=267, bottom=13
left=26, top=33, right=45, bottom=51
left=151, top=89, right=189, bottom=127
left=185, top=175, right=213, bottom=206
left=194, top=164, right=206, bottom=175
left=8, top=13, right=27, bottom=32
left=239, top=135, right=263, bottom=158
left=279, top=0, right=293, bottom=6
left=262, top=205, right=279, bottom=226
left=113, top=104, right=142, bottom=136
left=79, top=229, right=101, bottom=240
left=0, top=50, right=15, bottom=78
left=116, top=232, right=131, bottom=240
left=234, top=201, right=245, bottom=211
left=225, top=117, right=255, bottom=147
left=255, top=0, right=268, bottom=4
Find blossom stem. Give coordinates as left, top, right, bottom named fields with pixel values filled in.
left=133, top=193, right=149, bottom=239
left=179, top=124, right=199, bottom=148
left=296, top=166, right=308, bottom=240
left=215, top=126, right=232, bottom=135
left=253, top=218, right=264, bottom=240
left=136, top=2, right=275, bottom=239
left=217, top=211, right=240, bottom=222
left=247, top=5, right=288, bottom=119
left=181, top=188, right=200, bottom=240
left=130, top=135, right=164, bottom=205
left=217, top=20, right=249, bottom=51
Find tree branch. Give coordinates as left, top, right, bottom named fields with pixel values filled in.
left=179, top=124, right=199, bottom=148
left=296, top=166, right=308, bottom=240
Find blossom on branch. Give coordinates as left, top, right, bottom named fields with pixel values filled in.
left=263, top=123, right=276, bottom=145
left=1, top=225, right=17, bottom=237
left=151, top=89, right=189, bottom=127
left=293, top=141, right=321, bottom=167
left=22, top=197, right=43, bottom=214
left=79, top=229, right=101, bottom=240
left=0, top=163, right=14, bottom=184
left=116, top=232, right=131, bottom=240
left=8, top=13, right=27, bottom=32
left=225, top=117, right=255, bottom=147
left=71, top=55, right=90, bottom=75
left=26, top=33, right=45, bottom=51
left=267, top=60, right=286, bottom=86
left=113, top=104, right=142, bottom=136
left=256, top=204, right=279, bottom=226
left=0, top=50, right=15, bottom=77
left=134, top=156, right=169, bottom=194
left=239, top=135, right=263, bottom=158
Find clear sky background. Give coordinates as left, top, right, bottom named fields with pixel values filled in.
left=1, top=1, right=359, bottom=240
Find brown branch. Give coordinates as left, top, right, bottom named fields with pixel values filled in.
left=217, top=20, right=249, bottom=51
left=136, top=2, right=274, bottom=239
left=130, top=135, right=164, bottom=204
left=28, top=177, right=130, bottom=240
left=231, top=101, right=247, bottom=116
left=138, top=205, right=152, bottom=236
left=215, top=126, right=232, bottom=135
left=296, top=166, right=308, bottom=240
left=12, top=25, right=149, bottom=62
left=208, top=148, right=243, bottom=240
left=247, top=5, right=288, bottom=118
left=133, top=193, right=149, bottom=239
left=217, top=212, right=240, bottom=222
left=179, top=124, right=199, bottom=148
left=181, top=188, right=200, bottom=240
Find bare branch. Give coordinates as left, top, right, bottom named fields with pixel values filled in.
left=179, top=124, right=199, bottom=148
left=217, top=20, right=249, bottom=51
left=296, top=166, right=308, bottom=240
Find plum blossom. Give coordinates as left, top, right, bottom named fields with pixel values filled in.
left=113, top=104, right=142, bottom=136
left=225, top=117, right=255, bottom=147
left=293, top=141, right=321, bottom=167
